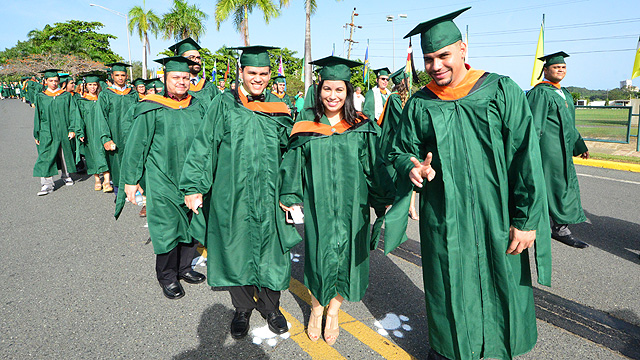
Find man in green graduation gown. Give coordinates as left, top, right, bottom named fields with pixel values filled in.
left=116, top=56, right=206, bottom=300
left=270, top=75, right=293, bottom=109
left=362, top=67, right=391, bottom=122
left=33, top=69, right=82, bottom=195
left=132, top=78, right=146, bottom=99
left=94, top=62, right=139, bottom=195
left=181, top=45, right=297, bottom=339
left=385, top=7, right=552, bottom=360
left=527, top=52, right=589, bottom=249
left=169, top=37, right=220, bottom=105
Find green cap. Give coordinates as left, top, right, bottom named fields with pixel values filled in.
left=169, top=37, right=201, bottom=55
left=39, top=69, right=62, bottom=79
left=373, top=67, right=391, bottom=77
left=390, top=66, right=408, bottom=85
left=144, top=79, right=155, bottom=90
left=233, top=46, right=277, bottom=67
left=154, top=79, right=164, bottom=90
left=84, top=74, right=102, bottom=84
left=272, top=75, right=286, bottom=84
left=309, top=56, right=362, bottom=82
left=153, top=56, right=198, bottom=73
left=404, top=7, right=470, bottom=54
left=105, top=62, right=131, bottom=73
left=539, top=51, right=569, bottom=67
left=132, top=78, right=145, bottom=86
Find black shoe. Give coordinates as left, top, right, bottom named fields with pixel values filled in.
left=179, top=270, right=206, bottom=284
left=552, top=234, right=589, bottom=248
left=264, top=310, right=288, bottom=334
left=161, top=282, right=185, bottom=299
left=231, top=311, right=252, bottom=339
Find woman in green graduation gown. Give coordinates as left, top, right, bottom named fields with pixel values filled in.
left=77, top=75, right=110, bottom=191
left=279, top=56, right=395, bottom=345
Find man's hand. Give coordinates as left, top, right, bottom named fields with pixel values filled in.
left=79, top=137, right=85, bottom=142
left=68, top=132, right=75, bottom=140
left=35, top=139, right=39, bottom=145
left=580, top=151, right=589, bottom=159
left=409, top=152, right=436, bottom=188
left=185, top=194, right=203, bottom=215
left=104, top=140, right=116, bottom=151
left=507, top=226, right=536, bottom=255
left=124, top=184, right=143, bottom=204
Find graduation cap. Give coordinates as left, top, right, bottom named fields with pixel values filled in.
left=154, top=79, right=164, bottom=90
left=390, top=66, right=408, bottom=85
left=169, top=37, right=202, bottom=56
left=232, top=45, right=278, bottom=67
left=309, top=56, right=362, bottom=82
left=83, top=73, right=103, bottom=84
left=539, top=51, right=569, bottom=67
left=153, top=56, right=198, bottom=73
left=404, top=7, right=470, bottom=54
left=105, top=62, right=131, bottom=73
left=272, top=75, right=286, bottom=84
left=132, top=78, right=145, bottom=86
left=38, top=69, right=62, bottom=79
left=373, top=67, right=391, bottom=78
left=144, top=79, right=156, bottom=90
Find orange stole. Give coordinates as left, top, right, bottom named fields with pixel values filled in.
left=539, top=81, right=561, bottom=89
left=82, top=93, right=98, bottom=101
left=238, top=91, right=291, bottom=115
left=290, top=115, right=366, bottom=137
left=189, top=78, right=205, bottom=92
left=141, top=94, right=193, bottom=109
left=108, top=87, right=132, bottom=95
left=44, top=89, right=66, bottom=97
left=426, top=69, right=485, bottom=100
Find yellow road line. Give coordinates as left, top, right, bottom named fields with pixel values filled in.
left=280, top=307, right=347, bottom=360
left=288, top=278, right=417, bottom=360
left=574, top=157, right=640, bottom=173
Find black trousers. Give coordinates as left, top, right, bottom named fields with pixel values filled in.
left=229, top=286, right=281, bottom=316
left=155, top=239, right=199, bottom=285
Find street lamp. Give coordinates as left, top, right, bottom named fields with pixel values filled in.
left=90, top=3, right=133, bottom=79
left=386, top=14, right=407, bottom=71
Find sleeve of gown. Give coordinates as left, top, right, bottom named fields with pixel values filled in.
left=69, top=96, right=83, bottom=138
left=525, top=87, right=548, bottom=139
left=362, top=130, right=396, bottom=210
left=33, top=95, right=41, bottom=140
left=499, top=78, right=544, bottom=231
left=279, top=146, right=305, bottom=207
left=95, top=93, right=112, bottom=145
left=179, top=98, right=223, bottom=196
left=362, top=91, right=375, bottom=120
left=114, top=107, right=155, bottom=219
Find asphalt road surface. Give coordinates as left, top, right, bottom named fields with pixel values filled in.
left=1, top=99, right=638, bottom=359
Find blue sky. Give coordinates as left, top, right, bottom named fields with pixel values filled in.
left=1, top=0, right=639, bottom=90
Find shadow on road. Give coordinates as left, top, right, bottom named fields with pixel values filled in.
left=573, top=210, right=640, bottom=263
left=172, top=303, right=269, bottom=360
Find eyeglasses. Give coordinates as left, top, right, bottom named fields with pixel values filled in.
left=187, top=55, right=202, bottom=61
left=379, top=77, right=389, bottom=81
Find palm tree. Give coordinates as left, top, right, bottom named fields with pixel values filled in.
left=303, top=0, right=315, bottom=95
left=128, top=1, right=161, bottom=79
left=162, top=0, right=209, bottom=42
left=214, top=0, right=290, bottom=46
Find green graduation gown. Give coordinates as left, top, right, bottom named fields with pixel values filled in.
left=33, top=89, right=81, bottom=177
left=188, top=78, right=220, bottom=106
left=115, top=94, right=206, bottom=254
left=94, top=87, right=139, bottom=186
left=77, top=94, right=109, bottom=175
left=362, top=87, right=390, bottom=122
left=526, top=82, right=587, bottom=225
left=272, top=91, right=293, bottom=109
left=280, top=113, right=395, bottom=306
left=385, top=71, right=552, bottom=360
left=180, top=90, right=299, bottom=291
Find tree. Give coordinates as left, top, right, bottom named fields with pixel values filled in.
left=303, top=0, right=314, bottom=96
left=162, top=0, right=209, bottom=42
left=128, top=1, right=161, bottom=79
left=570, top=92, right=582, bottom=104
left=214, top=0, right=290, bottom=46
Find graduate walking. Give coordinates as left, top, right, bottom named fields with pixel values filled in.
left=362, top=67, right=391, bottom=122
left=169, top=38, right=220, bottom=105
left=527, top=52, right=590, bottom=248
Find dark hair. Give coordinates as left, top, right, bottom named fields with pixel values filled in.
left=392, top=79, right=409, bottom=107
left=313, top=79, right=358, bottom=126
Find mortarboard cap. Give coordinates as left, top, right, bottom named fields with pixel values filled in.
left=390, top=66, right=408, bottom=85
left=83, top=73, right=102, bottom=84
left=39, top=69, right=62, bottom=79
left=105, top=62, right=131, bottom=73
left=153, top=56, right=198, bottom=73
left=154, top=79, right=164, bottom=90
left=233, top=45, right=278, bottom=67
left=132, top=78, right=145, bottom=86
left=169, top=37, right=202, bottom=56
left=373, top=67, right=391, bottom=77
left=144, top=79, right=156, bottom=90
left=539, top=51, right=569, bottom=67
left=309, top=56, right=362, bottom=82
left=272, top=75, right=286, bottom=84
left=404, top=7, right=470, bottom=54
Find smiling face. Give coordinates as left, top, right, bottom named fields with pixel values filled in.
left=136, top=84, right=146, bottom=94
left=166, top=71, right=190, bottom=97
left=277, top=82, right=286, bottom=93
left=377, top=75, right=389, bottom=90
left=65, top=80, right=75, bottom=92
left=543, top=64, right=567, bottom=83
left=423, top=40, right=467, bottom=87
left=183, top=50, right=202, bottom=75
left=320, top=80, right=347, bottom=116
left=241, top=66, right=271, bottom=96
left=86, top=82, right=98, bottom=95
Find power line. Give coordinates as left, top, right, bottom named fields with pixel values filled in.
left=473, top=17, right=640, bottom=36
left=363, top=34, right=639, bottom=45
left=358, top=48, right=636, bottom=59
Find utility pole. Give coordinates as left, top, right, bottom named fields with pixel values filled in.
left=345, top=8, right=361, bottom=59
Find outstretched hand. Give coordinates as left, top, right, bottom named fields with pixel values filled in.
left=409, top=152, right=436, bottom=188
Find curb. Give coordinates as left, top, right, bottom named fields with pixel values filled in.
left=573, top=158, right=640, bottom=173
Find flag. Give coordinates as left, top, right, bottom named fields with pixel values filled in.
left=211, top=59, right=217, bottom=82
left=278, top=55, right=284, bottom=76
left=363, top=42, right=369, bottom=84
left=405, top=39, right=418, bottom=96
left=632, top=36, right=640, bottom=79
left=531, top=14, right=545, bottom=86
left=224, top=59, right=230, bottom=81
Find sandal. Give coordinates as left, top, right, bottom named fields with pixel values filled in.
left=324, top=312, right=339, bottom=346
left=94, top=181, right=102, bottom=191
left=307, top=309, right=323, bottom=342
left=102, top=182, right=113, bottom=193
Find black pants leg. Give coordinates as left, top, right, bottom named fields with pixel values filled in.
left=229, top=286, right=281, bottom=316
left=156, top=239, right=198, bottom=286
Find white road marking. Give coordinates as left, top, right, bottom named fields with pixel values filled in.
left=577, top=173, right=640, bottom=185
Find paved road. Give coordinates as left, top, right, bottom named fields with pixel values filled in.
left=0, top=99, right=638, bottom=359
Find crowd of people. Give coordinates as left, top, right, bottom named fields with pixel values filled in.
left=11, top=6, right=593, bottom=360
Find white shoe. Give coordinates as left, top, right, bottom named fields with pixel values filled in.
left=37, top=186, right=53, bottom=196
left=63, top=177, right=74, bottom=186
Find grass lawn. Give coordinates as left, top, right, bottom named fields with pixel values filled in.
left=588, top=152, right=640, bottom=164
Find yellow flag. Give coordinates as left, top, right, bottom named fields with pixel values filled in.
left=632, top=36, right=640, bottom=80
left=531, top=15, right=545, bottom=86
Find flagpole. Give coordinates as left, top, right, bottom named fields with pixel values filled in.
left=367, top=39, right=371, bottom=91
left=531, top=14, right=545, bottom=86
